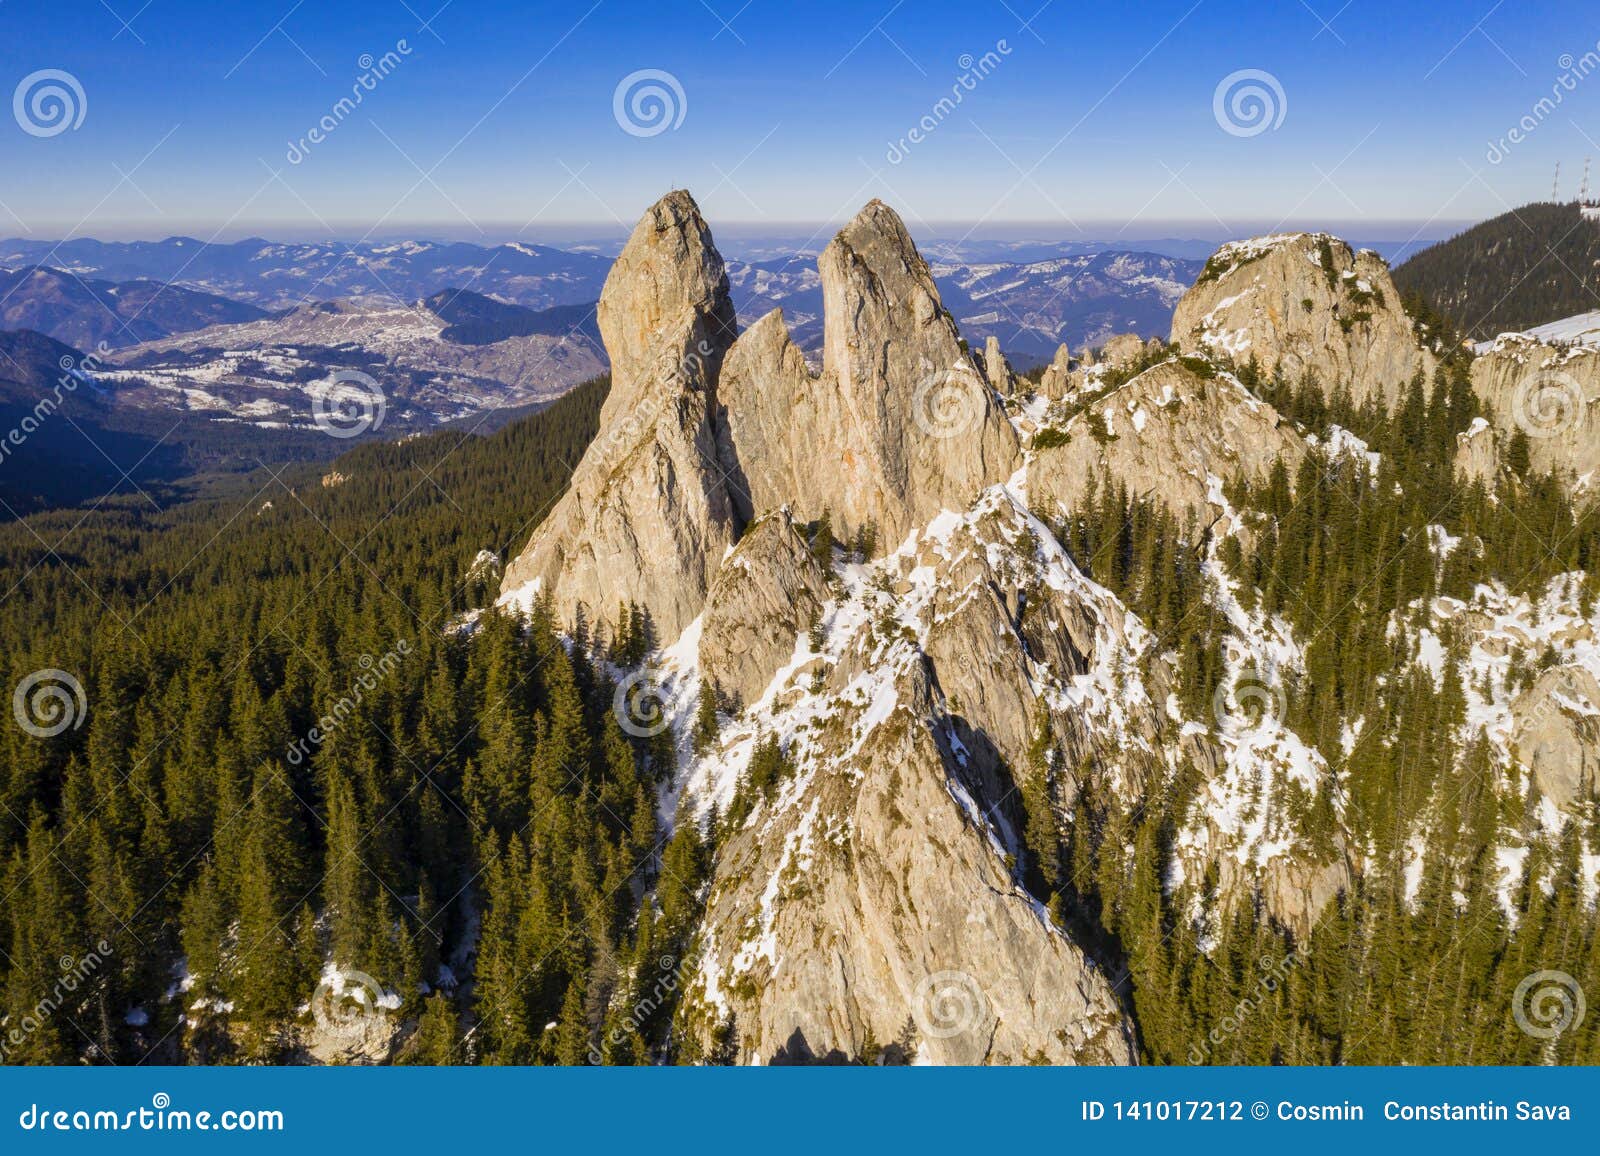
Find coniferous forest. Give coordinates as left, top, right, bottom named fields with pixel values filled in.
left=1, top=330, right=1598, bottom=1065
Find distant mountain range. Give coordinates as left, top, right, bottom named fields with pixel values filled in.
left=2, top=235, right=1203, bottom=367
left=0, top=266, right=267, bottom=349
left=0, top=236, right=613, bottom=313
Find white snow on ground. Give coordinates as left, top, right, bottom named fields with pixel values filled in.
left=1473, top=308, right=1600, bottom=353
left=1169, top=477, right=1338, bottom=892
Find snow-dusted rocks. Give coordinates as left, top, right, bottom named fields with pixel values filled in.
left=698, top=509, right=830, bottom=710
left=1511, top=664, right=1600, bottom=808
left=719, top=200, right=1019, bottom=547
left=499, top=191, right=741, bottom=639
left=1464, top=335, right=1600, bottom=493
left=679, top=495, right=1144, bottom=1065
left=1171, top=233, right=1433, bottom=406
left=1029, top=357, right=1306, bottom=525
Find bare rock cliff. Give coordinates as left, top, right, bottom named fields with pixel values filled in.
left=719, top=201, right=1019, bottom=546
left=499, top=191, right=740, bottom=638
left=1171, top=233, right=1433, bottom=407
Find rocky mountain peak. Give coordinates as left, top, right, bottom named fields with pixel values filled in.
left=596, top=189, right=737, bottom=403
left=1170, top=231, right=1434, bottom=406
left=721, top=199, right=1019, bottom=547
left=498, top=191, right=741, bottom=639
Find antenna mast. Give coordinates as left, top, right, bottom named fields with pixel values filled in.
left=1553, top=160, right=1561, bottom=202
left=1582, top=158, right=1592, bottom=204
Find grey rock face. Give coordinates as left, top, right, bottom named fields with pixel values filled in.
left=499, top=191, right=740, bottom=639
left=1037, top=343, right=1074, bottom=399
left=720, top=200, right=1019, bottom=547
left=1511, top=664, right=1600, bottom=807
left=692, top=678, right=1133, bottom=1066
left=698, top=509, right=831, bottom=709
left=1466, top=337, right=1600, bottom=493
left=982, top=334, right=1018, bottom=395
left=1098, top=332, right=1146, bottom=368
left=1030, top=358, right=1306, bottom=525
left=1171, top=233, right=1433, bottom=407
left=678, top=487, right=1166, bottom=1065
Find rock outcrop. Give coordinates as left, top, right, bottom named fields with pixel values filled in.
left=680, top=490, right=1152, bottom=1065
left=1511, top=664, right=1600, bottom=807
left=499, top=191, right=740, bottom=639
left=981, top=334, right=1018, bottom=395
left=688, top=668, right=1133, bottom=1066
left=1171, top=233, right=1433, bottom=407
left=1098, top=332, right=1146, bottom=369
left=1029, top=357, right=1306, bottom=525
left=1464, top=336, right=1600, bottom=493
left=719, top=200, right=1019, bottom=545
left=698, top=508, right=831, bottom=709
left=1036, top=343, right=1073, bottom=399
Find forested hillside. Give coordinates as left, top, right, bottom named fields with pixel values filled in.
left=1393, top=201, right=1600, bottom=338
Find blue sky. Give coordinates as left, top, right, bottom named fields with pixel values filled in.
left=4, top=0, right=1600, bottom=241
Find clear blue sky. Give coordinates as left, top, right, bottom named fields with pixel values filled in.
left=3, top=0, right=1599, bottom=240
